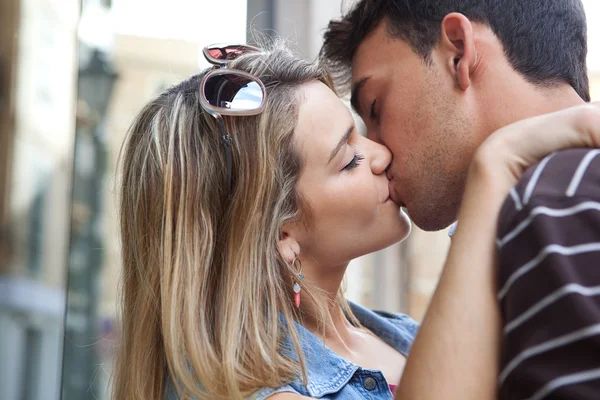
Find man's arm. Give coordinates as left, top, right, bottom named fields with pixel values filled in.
left=497, top=148, right=600, bottom=399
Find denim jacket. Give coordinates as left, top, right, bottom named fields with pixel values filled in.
left=164, top=302, right=419, bottom=400
left=253, top=301, right=419, bottom=399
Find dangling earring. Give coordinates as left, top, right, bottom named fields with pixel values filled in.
left=292, top=252, right=304, bottom=308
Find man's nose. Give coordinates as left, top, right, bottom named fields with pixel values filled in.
left=366, top=128, right=382, bottom=145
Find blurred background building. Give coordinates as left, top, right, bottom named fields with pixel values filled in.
left=0, top=1, right=599, bottom=399
left=0, top=0, right=78, bottom=399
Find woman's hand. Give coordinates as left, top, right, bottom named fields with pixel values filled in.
left=472, top=103, right=600, bottom=191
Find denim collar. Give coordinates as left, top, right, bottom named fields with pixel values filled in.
left=281, top=301, right=413, bottom=398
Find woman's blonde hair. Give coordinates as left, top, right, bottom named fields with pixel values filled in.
left=112, top=42, right=358, bottom=400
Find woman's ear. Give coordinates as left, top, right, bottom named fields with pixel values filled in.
left=278, top=228, right=300, bottom=263
left=440, top=12, right=478, bottom=91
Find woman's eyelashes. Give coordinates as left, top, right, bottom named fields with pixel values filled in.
left=342, top=152, right=365, bottom=171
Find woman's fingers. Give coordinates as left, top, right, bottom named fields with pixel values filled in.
left=474, top=103, right=600, bottom=185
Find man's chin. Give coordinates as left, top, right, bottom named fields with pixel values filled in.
left=405, top=207, right=457, bottom=232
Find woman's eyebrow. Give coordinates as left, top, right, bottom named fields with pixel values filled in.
left=329, top=124, right=355, bottom=163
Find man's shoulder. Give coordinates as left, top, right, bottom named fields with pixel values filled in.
left=494, top=148, right=600, bottom=400
left=498, top=148, right=600, bottom=233
left=516, top=148, right=600, bottom=198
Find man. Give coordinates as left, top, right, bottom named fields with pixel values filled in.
left=321, top=0, right=600, bottom=398
left=321, top=0, right=589, bottom=231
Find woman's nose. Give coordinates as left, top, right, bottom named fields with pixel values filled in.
left=369, top=139, right=392, bottom=176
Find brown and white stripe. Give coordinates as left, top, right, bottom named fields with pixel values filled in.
left=496, top=149, right=600, bottom=400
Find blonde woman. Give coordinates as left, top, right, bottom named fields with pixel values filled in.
left=111, top=42, right=600, bottom=400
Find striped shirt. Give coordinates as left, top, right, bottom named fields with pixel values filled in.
left=496, top=148, right=600, bottom=399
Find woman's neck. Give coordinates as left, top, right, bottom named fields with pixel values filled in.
left=297, top=259, right=359, bottom=346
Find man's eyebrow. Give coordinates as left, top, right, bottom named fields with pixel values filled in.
left=350, top=77, right=370, bottom=115
left=329, top=124, right=355, bottom=163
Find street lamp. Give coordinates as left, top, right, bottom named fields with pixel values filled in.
left=61, top=47, right=117, bottom=400
left=78, top=50, right=118, bottom=119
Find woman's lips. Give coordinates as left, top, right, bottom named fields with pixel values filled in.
left=381, top=193, right=392, bottom=204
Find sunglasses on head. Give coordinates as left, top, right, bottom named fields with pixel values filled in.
left=198, top=44, right=267, bottom=196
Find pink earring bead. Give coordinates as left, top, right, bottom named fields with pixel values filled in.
left=294, top=291, right=301, bottom=307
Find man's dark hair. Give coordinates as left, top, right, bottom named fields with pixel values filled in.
left=320, top=0, right=590, bottom=101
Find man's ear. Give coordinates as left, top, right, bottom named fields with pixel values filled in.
left=277, top=227, right=300, bottom=263
left=440, top=12, right=478, bottom=91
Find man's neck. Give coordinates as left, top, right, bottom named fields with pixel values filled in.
left=500, top=85, right=585, bottom=129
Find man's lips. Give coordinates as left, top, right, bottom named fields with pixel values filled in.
left=388, top=180, right=405, bottom=207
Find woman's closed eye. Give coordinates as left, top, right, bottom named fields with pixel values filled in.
left=342, top=152, right=365, bottom=171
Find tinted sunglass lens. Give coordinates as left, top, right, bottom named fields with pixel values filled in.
left=207, top=48, right=227, bottom=60
left=204, top=73, right=264, bottom=111
left=207, top=45, right=256, bottom=61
